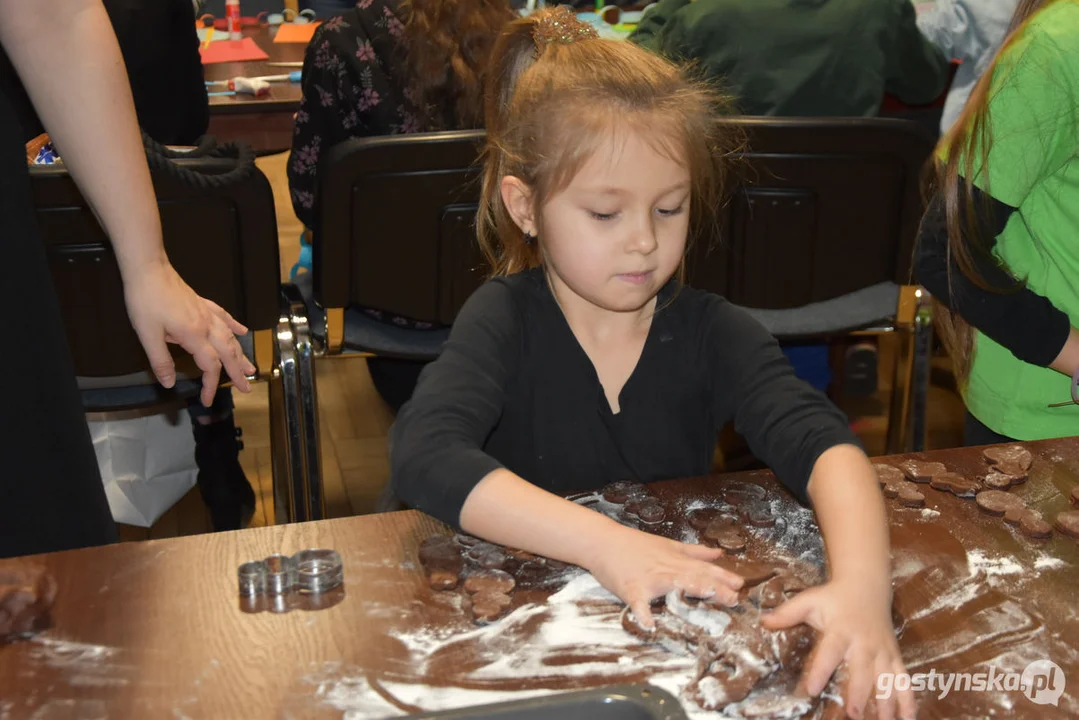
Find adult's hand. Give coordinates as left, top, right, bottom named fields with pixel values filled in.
left=125, top=260, right=256, bottom=406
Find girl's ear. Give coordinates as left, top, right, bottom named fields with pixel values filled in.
left=500, top=176, right=537, bottom=236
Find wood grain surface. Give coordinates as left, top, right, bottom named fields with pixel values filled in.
left=2, top=438, right=1077, bottom=719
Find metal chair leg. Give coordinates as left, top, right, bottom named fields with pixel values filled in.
left=274, top=303, right=309, bottom=523
left=884, top=326, right=913, bottom=455
left=282, top=283, right=324, bottom=521
left=909, top=289, right=933, bottom=452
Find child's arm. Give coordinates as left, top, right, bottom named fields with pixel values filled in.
left=392, top=281, right=743, bottom=626
left=761, top=445, right=915, bottom=720
left=914, top=186, right=1078, bottom=374
left=460, top=469, right=743, bottom=628
left=705, top=301, right=911, bottom=718
left=0, top=0, right=255, bottom=405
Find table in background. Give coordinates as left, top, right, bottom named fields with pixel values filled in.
left=205, top=25, right=305, bottom=153
left=2, top=439, right=1077, bottom=717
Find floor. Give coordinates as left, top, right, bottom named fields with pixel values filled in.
left=116, top=152, right=967, bottom=542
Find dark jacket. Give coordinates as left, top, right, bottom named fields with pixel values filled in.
left=630, top=0, right=951, bottom=116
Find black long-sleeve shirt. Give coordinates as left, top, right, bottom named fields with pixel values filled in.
left=913, top=183, right=1071, bottom=367
left=0, top=0, right=208, bottom=145
left=390, top=268, right=860, bottom=528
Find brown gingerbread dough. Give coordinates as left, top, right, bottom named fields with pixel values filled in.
left=714, top=557, right=777, bottom=587
left=983, top=470, right=1021, bottom=490
left=427, top=571, right=459, bottom=591
left=881, top=478, right=926, bottom=508
left=602, top=481, right=649, bottom=504
left=720, top=481, right=767, bottom=506
left=0, top=562, right=57, bottom=641
left=471, top=590, right=513, bottom=623
left=741, top=503, right=776, bottom=528
left=873, top=463, right=907, bottom=486
left=463, top=570, right=516, bottom=595
left=1054, top=510, right=1079, bottom=538
left=1000, top=506, right=1052, bottom=538
left=688, top=508, right=724, bottom=531
left=983, top=445, right=1033, bottom=472
left=930, top=472, right=980, bottom=498
left=419, top=535, right=464, bottom=575
left=1017, top=511, right=1053, bottom=539
left=637, top=502, right=667, bottom=524
left=701, top=516, right=745, bottom=552
left=975, top=489, right=1025, bottom=516
left=898, top=459, right=948, bottom=483
left=1071, top=486, right=1079, bottom=507
left=467, top=542, right=509, bottom=570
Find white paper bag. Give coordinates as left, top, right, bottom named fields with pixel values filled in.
left=87, top=405, right=198, bottom=527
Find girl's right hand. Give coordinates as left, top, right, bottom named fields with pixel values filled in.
left=582, top=525, right=745, bottom=629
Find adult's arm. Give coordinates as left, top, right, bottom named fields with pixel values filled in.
left=0, top=0, right=254, bottom=403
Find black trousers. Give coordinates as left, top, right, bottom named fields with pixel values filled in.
left=0, top=90, right=117, bottom=558
left=963, top=411, right=1016, bottom=448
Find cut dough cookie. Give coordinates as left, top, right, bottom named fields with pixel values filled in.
left=929, top=472, right=980, bottom=498
left=898, top=459, right=948, bottom=483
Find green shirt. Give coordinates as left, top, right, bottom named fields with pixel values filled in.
left=629, top=0, right=949, bottom=116
left=963, top=0, right=1079, bottom=439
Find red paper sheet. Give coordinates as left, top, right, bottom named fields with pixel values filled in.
left=273, top=22, right=320, bottom=44
left=200, top=37, right=270, bottom=65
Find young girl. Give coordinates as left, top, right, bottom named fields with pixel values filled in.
left=914, top=0, right=1079, bottom=445
left=391, top=8, right=914, bottom=718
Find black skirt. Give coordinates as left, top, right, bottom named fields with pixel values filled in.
left=0, top=86, right=117, bottom=558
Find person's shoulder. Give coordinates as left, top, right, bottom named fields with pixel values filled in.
left=1026, top=1, right=1079, bottom=48
left=308, top=7, right=371, bottom=45
left=666, top=283, right=736, bottom=327
left=459, top=270, right=543, bottom=320
left=998, top=3, right=1079, bottom=81
left=669, top=284, right=771, bottom=336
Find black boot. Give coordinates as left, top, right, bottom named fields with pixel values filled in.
left=192, top=417, right=256, bottom=531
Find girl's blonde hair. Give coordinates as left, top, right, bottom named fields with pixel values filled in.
left=477, top=7, right=740, bottom=277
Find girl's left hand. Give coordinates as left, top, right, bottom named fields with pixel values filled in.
left=761, top=579, right=915, bottom=720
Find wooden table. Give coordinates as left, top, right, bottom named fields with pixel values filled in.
left=3, top=439, right=1078, bottom=718
left=205, top=26, right=306, bottom=153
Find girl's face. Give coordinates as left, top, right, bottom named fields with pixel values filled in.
left=503, top=129, right=691, bottom=316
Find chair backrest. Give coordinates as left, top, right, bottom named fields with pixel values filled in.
left=32, top=156, right=280, bottom=379
left=314, top=119, right=934, bottom=324
left=315, top=130, right=487, bottom=326
left=688, top=117, right=936, bottom=309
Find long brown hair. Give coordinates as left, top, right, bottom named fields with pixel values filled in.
left=930, top=0, right=1068, bottom=385
left=477, top=7, right=740, bottom=277
left=399, top=0, right=516, bottom=130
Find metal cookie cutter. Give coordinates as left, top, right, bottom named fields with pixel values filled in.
left=237, top=560, right=268, bottom=596
left=264, top=554, right=297, bottom=595
left=237, top=549, right=343, bottom=597
left=293, top=549, right=344, bottom=593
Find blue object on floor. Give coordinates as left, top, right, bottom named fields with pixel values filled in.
left=781, top=344, right=832, bottom=393
left=289, top=235, right=312, bottom=280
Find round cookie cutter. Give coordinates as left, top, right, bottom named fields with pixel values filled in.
left=293, top=549, right=344, bottom=593
left=238, top=560, right=268, bottom=596
left=264, top=554, right=297, bottom=595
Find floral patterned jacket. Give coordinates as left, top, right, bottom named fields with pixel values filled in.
left=288, top=0, right=424, bottom=230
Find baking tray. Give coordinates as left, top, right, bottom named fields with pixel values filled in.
left=399, top=684, right=687, bottom=720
